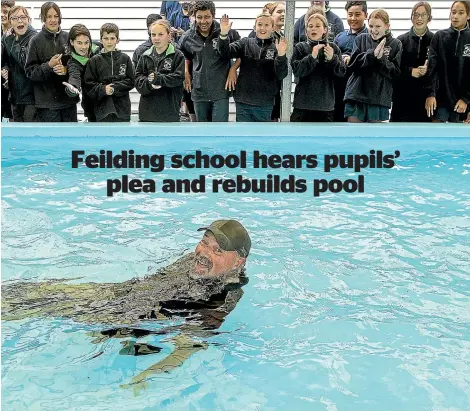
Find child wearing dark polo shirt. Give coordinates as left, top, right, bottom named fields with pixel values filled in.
left=84, top=23, right=134, bottom=122
left=292, top=13, right=346, bottom=122
left=391, top=2, right=434, bottom=122
left=344, top=9, right=402, bottom=122
left=63, top=24, right=101, bottom=122
left=424, top=1, right=470, bottom=123
left=333, top=1, right=368, bottom=121
left=179, top=1, right=240, bottom=122
left=24, top=1, right=77, bottom=122
left=2, top=5, right=37, bottom=122
left=135, top=20, right=185, bottom=122
left=217, top=13, right=288, bottom=122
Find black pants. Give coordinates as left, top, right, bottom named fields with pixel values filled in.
left=11, top=104, right=36, bottom=122
left=272, top=89, right=281, bottom=121
left=99, top=114, right=130, bottom=122
left=390, top=105, right=431, bottom=123
left=36, top=106, right=77, bottom=122
left=333, top=76, right=348, bottom=122
left=291, top=108, right=334, bottom=122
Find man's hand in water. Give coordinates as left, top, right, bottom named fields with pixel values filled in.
left=120, top=334, right=208, bottom=394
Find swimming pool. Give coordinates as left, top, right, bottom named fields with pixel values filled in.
left=2, top=124, right=470, bottom=411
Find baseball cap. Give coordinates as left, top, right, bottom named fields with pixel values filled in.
left=197, top=220, right=251, bottom=258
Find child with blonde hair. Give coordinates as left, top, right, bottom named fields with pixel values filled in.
left=218, top=14, right=288, bottom=122
left=291, top=13, right=346, bottom=122
left=135, top=20, right=185, bottom=122
left=344, top=9, right=402, bottom=122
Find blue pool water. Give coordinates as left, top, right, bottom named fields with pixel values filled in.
left=2, top=124, right=470, bottom=411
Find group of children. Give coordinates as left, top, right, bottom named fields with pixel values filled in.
left=1, top=0, right=469, bottom=123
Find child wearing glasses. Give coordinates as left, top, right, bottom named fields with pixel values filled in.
left=1, top=5, right=37, bottom=121
left=391, top=2, right=434, bottom=122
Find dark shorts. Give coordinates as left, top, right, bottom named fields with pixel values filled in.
left=345, top=102, right=390, bottom=122
left=36, top=106, right=77, bottom=122
left=236, top=102, right=273, bottom=122
left=435, top=107, right=465, bottom=123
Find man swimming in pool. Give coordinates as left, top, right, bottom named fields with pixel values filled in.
left=2, top=219, right=251, bottom=390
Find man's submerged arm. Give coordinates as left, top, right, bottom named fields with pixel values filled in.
left=120, top=289, right=245, bottom=392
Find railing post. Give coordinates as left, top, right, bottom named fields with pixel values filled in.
left=281, top=0, right=296, bottom=122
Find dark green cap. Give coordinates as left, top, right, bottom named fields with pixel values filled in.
left=198, top=220, right=251, bottom=258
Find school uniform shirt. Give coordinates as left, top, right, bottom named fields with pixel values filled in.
left=133, top=39, right=180, bottom=67
left=66, top=43, right=101, bottom=119
left=292, top=40, right=346, bottom=111
left=334, top=26, right=369, bottom=56
left=179, top=21, right=240, bottom=103
left=218, top=36, right=288, bottom=107
left=425, top=25, right=470, bottom=110
left=391, top=28, right=434, bottom=121
left=135, top=44, right=185, bottom=122
left=84, top=49, right=135, bottom=121
left=294, top=8, right=344, bottom=44
left=25, top=26, right=77, bottom=109
left=344, top=33, right=402, bottom=108
left=1, top=25, right=37, bottom=106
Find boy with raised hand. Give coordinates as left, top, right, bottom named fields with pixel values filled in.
left=217, top=13, right=288, bottom=122
left=132, top=13, right=163, bottom=68
left=25, top=1, right=78, bottom=122
left=333, top=1, right=368, bottom=121
left=179, top=0, right=240, bottom=122
left=84, top=23, right=134, bottom=122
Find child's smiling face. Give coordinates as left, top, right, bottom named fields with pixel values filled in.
left=369, top=17, right=388, bottom=40
left=255, top=16, right=274, bottom=39
left=71, top=35, right=90, bottom=57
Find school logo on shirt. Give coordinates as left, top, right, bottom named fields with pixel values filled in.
left=265, top=49, right=275, bottom=60
left=383, top=46, right=392, bottom=58
left=119, top=64, right=126, bottom=76
left=163, top=58, right=172, bottom=71
left=463, top=44, right=470, bottom=57
left=212, top=38, right=218, bottom=49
